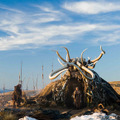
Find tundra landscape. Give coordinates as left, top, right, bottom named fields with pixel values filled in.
left=0, top=0, right=120, bottom=120
left=0, top=81, right=120, bottom=120
left=0, top=47, right=120, bottom=120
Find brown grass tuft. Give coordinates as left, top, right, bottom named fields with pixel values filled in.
left=109, top=81, right=120, bottom=95
left=4, top=113, right=17, bottom=120
left=0, top=112, right=17, bottom=120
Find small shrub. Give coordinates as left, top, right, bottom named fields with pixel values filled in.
left=3, top=113, right=17, bottom=120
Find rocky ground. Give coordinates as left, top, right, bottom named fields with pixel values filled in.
left=0, top=90, right=39, bottom=109
left=0, top=104, right=120, bottom=120
left=0, top=84, right=120, bottom=120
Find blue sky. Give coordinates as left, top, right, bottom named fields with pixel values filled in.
left=0, top=0, right=120, bottom=90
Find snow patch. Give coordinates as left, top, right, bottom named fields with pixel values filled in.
left=19, top=113, right=119, bottom=120
left=71, top=112, right=118, bottom=120
left=19, top=116, right=37, bottom=120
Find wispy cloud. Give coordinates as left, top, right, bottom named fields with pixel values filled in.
left=94, top=30, right=120, bottom=46
left=0, top=2, right=120, bottom=51
left=0, top=22, right=97, bottom=50
left=34, top=4, right=61, bottom=14
left=0, top=4, right=23, bottom=13
left=63, top=1, right=120, bottom=14
left=0, top=20, right=120, bottom=50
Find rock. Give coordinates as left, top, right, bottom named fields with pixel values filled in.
left=49, top=101, right=57, bottom=107
left=93, top=109, right=101, bottom=113
left=1, top=107, right=71, bottom=120
left=83, top=110, right=93, bottom=115
left=19, top=116, right=37, bottom=120
left=109, top=113, right=119, bottom=120
left=102, top=109, right=109, bottom=115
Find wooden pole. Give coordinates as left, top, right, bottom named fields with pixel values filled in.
left=42, top=65, right=44, bottom=88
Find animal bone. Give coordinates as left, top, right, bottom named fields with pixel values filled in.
left=49, top=46, right=105, bottom=80
left=91, top=46, right=105, bottom=63
left=62, top=47, right=71, bottom=62
left=81, top=48, right=87, bottom=64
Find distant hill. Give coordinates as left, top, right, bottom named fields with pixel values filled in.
left=0, top=89, right=13, bottom=93
left=109, top=81, right=120, bottom=84
left=109, top=81, right=120, bottom=87
left=109, top=81, right=120, bottom=95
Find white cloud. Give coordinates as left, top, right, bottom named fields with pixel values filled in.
left=35, top=5, right=60, bottom=14
left=32, top=17, right=60, bottom=24
left=0, top=4, right=97, bottom=50
left=0, top=4, right=23, bottom=13
left=0, top=3, right=120, bottom=50
left=0, top=23, right=97, bottom=50
left=63, top=1, right=120, bottom=14
left=94, top=30, right=120, bottom=46
left=1, top=20, right=120, bottom=50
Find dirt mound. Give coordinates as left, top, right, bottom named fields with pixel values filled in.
left=35, top=70, right=120, bottom=108
left=37, top=80, right=65, bottom=98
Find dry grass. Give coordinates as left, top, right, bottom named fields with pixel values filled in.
left=111, top=87, right=120, bottom=95
left=37, top=79, right=65, bottom=98
left=0, top=90, right=39, bottom=109
left=3, top=113, right=17, bottom=120
left=109, top=81, right=120, bottom=84
left=0, top=111, right=17, bottom=120
left=109, top=81, right=120, bottom=95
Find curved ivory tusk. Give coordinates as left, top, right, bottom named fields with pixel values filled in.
left=62, top=47, right=71, bottom=62
left=91, top=70, right=101, bottom=82
left=91, top=46, right=105, bottom=63
left=72, top=61, right=95, bottom=80
left=58, top=58, right=64, bottom=66
left=88, top=61, right=97, bottom=69
left=56, top=50, right=67, bottom=63
left=81, top=48, right=87, bottom=64
left=88, top=57, right=90, bottom=60
left=49, top=65, right=68, bottom=80
left=100, top=45, right=105, bottom=54
left=88, top=65, right=95, bottom=69
left=66, top=54, right=68, bottom=61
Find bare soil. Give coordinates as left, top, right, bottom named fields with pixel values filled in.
left=0, top=84, right=120, bottom=119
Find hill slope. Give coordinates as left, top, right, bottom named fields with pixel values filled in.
left=109, top=81, right=120, bottom=95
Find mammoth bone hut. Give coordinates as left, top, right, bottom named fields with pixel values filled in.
left=37, top=46, right=120, bottom=108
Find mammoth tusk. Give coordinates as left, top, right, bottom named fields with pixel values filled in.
left=62, top=47, right=71, bottom=62
left=49, top=65, right=68, bottom=80
left=88, top=61, right=97, bottom=69
left=100, top=45, right=105, bottom=54
left=91, top=46, right=105, bottom=63
left=66, top=54, right=68, bottom=61
left=68, top=62, right=95, bottom=80
left=56, top=50, right=67, bottom=63
left=88, top=65, right=95, bottom=69
left=58, top=58, right=64, bottom=66
left=81, top=48, right=87, bottom=64
left=88, top=57, right=91, bottom=60
left=80, top=65, right=95, bottom=80
left=91, top=70, right=101, bottom=82
left=76, top=61, right=95, bottom=80
left=49, top=69, right=68, bottom=80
